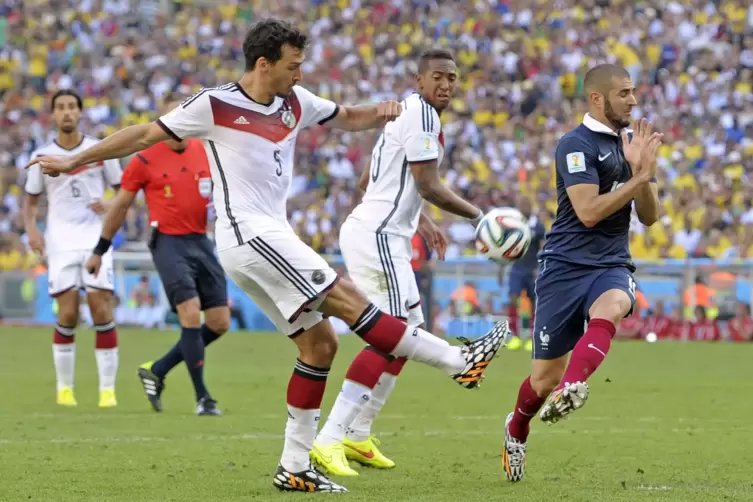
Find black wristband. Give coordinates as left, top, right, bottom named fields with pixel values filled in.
left=93, top=237, right=112, bottom=256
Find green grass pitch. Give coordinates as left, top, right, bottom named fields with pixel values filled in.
left=1, top=327, right=752, bottom=501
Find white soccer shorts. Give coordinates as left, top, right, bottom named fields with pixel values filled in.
left=339, top=218, right=424, bottom=326
left=47, top=249, right=114, bottom=296
left=219, top=227, right=339, bottom=337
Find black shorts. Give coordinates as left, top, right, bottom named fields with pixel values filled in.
left=151, top=232, right=228, bottom=311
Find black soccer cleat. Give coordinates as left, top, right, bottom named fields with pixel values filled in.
left=196, top=396, right=222, bottom=416
left=272, top=464, right=348, bottom=493
left=138, top=362, right=165, bottom=412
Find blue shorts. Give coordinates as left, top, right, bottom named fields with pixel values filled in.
left=151, top=233, right=228, bottom=311
left=508, top=270, right=536, bottom=301
left=532, top=259, right=635, bottom=360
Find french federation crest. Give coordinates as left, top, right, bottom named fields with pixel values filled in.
left=281, top=109, right=297, bottom=129
left=198, top=178, right=212, bottom=198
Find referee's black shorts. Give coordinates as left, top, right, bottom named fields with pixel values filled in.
left=151, top=232, right=228, bottom=311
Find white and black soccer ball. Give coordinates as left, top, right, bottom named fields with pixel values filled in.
left=474, top=207, right=532, bottom=264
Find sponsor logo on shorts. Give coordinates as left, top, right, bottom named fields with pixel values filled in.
left=311, top=270, right=326, bottom=285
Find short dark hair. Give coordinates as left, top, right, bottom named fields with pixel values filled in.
left=583, top=64, right=630, bottom=96
left=418, top=48, right=455, bottom=73
left=51, top=90, right=83, bottom=111
left=242, top=18, right=309, bottom=71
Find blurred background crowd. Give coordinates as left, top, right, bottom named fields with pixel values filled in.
left=0, top=0, right=751, bottom=336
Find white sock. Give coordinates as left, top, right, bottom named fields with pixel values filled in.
left=347, top=372, right=398, bottom=442
left=95, top=348, right=118, bottom=392
left=392, top=326, right=465, bottom=375
left=281, top=406, right=320, bottom=472
left=317, top=380, right=371, bottom=446
left=53, top=341, right=76, bottom=392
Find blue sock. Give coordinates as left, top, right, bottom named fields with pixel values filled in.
left=180, top=326, right=208, bottom=400
left=152, top=324, right=222, bottom=379
left=200, top=324, right=222, bottom=347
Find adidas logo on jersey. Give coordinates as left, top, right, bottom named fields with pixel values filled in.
left=234, top=116, right=250, bottom=125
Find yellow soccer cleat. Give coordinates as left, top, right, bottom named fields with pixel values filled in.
left=56, top=387, right=77, bottom=407
left=310, top=441, right=359, bottom=476
left=524, top=338, right=533, bottom=352
left=507, top=335, right=522, bottom=351
left=99, top=389, right=117, bottom=408
left=343, top=436, right=395, bottom=469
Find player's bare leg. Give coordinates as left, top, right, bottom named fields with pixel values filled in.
left=87, top=289, right=119, bottom=407
left=53, top=288, right=79, bottom=406
left=539, top=289, right=630, bottom=425
left=274, top=319, right=347, bottom=492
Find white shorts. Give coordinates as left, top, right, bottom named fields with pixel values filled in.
left=340, top=219, right=424, bottom=326
left=218, top=227, right=339, bottom=337
left=47, top=249, right=114, bottom=296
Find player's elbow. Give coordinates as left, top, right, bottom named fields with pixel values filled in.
left=576, top=212, right=599, bottom=229
left=638, top=213, right=658, bottom=227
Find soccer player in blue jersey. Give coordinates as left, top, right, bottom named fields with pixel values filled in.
left=501, top=64, right=663, bottom=482
left=506, top=196, right=546, bottom=351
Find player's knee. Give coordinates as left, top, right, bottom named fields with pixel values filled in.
left=295, top=321, right=339, bottom=366
left=319, top=278, right=369, bottom=326
left=589, top=290, right=632, bottom=326
left=206, top=310, right=231, bottom=334
left=176, top=297, right=202, bottom=328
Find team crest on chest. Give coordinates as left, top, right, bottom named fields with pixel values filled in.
left=281, top=109, right=297, bottom=129
left=164, top=185, right=173, bottom=198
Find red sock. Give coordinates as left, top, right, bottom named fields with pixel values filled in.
left=95, top=322, right=118, bottom=349
left=350, top=304, right=406, bottom=354
left=287, top=359, right=329, bottom=409
left=508, top=304, right=519, bottom=334
left=54, top=324, right=75, bottom=344
left=385, top=356, right=407, bottom=376
left=509, top=376, right=546, bottom=441
left=345, top=347, right=391, bottom=389
left=558, top=318, right=615, bottom=390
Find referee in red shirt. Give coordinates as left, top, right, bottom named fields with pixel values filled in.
left=86, top=99, right=230, bottom=416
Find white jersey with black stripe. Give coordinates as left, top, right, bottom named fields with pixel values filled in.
left=25, top=136, right=122, bottom=253
left=348, top=93, right=444, bottom=239
left=157, top=82, right=339, bottom=251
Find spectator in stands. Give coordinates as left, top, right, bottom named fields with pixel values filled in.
left=681, top=306, right=721, bottom=342
left=641, top=300, right=675, bottom=340
left=728, top=302, right=753, bottom=342
left=616, top=310, right=644, bottom=340
left=450, top=281, right=482, bottom=316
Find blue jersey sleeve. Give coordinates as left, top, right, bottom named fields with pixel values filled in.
left=555, top=136, right=599, bottom=188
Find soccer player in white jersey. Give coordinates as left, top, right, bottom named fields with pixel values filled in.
left=27, top=19, right=509, bottom=494
left=23, top=90, right=122, bottom=408
left=312, top=49, right=499, bottom=476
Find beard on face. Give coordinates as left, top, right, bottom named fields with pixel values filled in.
left=604, top=98, right=631, bottom=129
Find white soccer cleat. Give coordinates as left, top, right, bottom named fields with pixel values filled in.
left=502, top=412, right=527, bottom=482
left=539, top=381, right=589, bottom=425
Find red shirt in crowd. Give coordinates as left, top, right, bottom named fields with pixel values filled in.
left=641, top=314, right=675, bottom=339
left=120, top=139, right=212, bottom=235
left=680, top=318, right=721, bottom=341
left=728, top=316, right=753, bottom=342
left=411, top=233, right=430, bottom=272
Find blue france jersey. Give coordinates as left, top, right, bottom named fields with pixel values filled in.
left=539, top=114, right=635, bottom=271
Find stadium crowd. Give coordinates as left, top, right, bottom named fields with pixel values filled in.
left=1, top=1, right=752, bottom=295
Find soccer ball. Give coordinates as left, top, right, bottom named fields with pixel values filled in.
left=474, top=207, right=532, bottom=264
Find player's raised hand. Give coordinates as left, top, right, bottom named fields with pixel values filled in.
left=27, top=227, right=45, bottom=257
left=621, top=118, right=651, bottom=172
left=376, top=100, right=403, bottom=123
left=24, top=155, right=77, bottom=177
left=637, top=131, right=664, bottom=182
left=85, top=255, right=102, bottom=277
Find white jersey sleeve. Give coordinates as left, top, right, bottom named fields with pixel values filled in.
left=402, top=100, right=441, bottom=163
left=158, top=90, right=213, bottom=141
left=103, top=159, right=122, bottom=186
left=293, top=85, right=339, bottom=129
left=25, top=162, right=44, bottom=195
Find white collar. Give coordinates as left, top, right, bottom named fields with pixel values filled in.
left=582, top=113, right=619, bottom=137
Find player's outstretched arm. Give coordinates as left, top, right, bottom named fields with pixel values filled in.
left=24, top=123, right=170, bottom=176
left=411, top=160, right=483, bottom=222
left=326, top=102, right=403, bottom=131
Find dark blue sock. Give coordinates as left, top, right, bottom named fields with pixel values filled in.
left=200, top=324, right=222, bottom=347
left=180, top=326, right=208, bottom=400
left=152, top=325, right=222, bottom=380
left=151, top=343, right=183, bottom=379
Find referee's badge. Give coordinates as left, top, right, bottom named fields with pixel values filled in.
left=198, top=178, right=212, bottom=198
left=281, top=109, right=297, bottom=129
